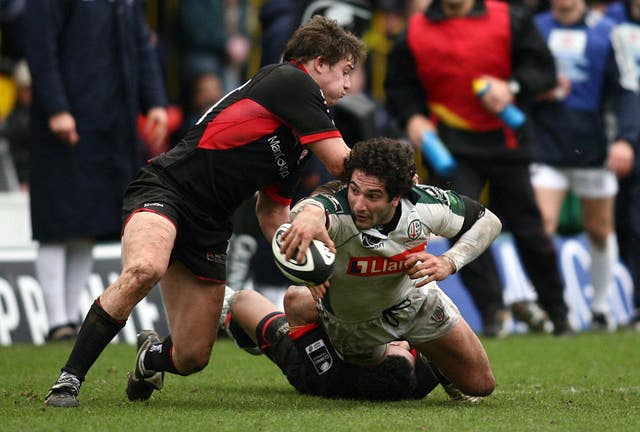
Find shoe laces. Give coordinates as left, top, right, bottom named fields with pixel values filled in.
left=52, top=372, right=81, bottom=395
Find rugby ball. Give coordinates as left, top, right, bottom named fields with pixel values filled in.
left=271, top=223, right=336, bottom=285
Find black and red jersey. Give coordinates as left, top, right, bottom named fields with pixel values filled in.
left=150, top=61, right=341, bottom=216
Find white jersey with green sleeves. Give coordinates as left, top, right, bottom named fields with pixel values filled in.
left=310, top=183, right=468, bottom=321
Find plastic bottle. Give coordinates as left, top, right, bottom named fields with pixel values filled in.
left=421, top=130, right=456, bottom=177
left=472, top=78, right=526, bottom=129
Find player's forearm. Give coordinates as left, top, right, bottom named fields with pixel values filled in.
left=256, top=192, right=291, bottom=242
left=442, top=209, right=502, bottom=272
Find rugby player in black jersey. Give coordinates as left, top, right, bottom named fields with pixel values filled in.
left=44, top=16, right=367, bottom=407
left=223, top=287, right=481, bottom=402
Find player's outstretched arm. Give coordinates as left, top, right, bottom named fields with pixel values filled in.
left=441, top=207, right=502, bottom=273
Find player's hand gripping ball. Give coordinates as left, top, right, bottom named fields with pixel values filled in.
left=272, top=223, right=335, bottom=286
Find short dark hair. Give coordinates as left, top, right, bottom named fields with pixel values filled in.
left=283, top=15, right=367, bottom=67
left=355, top=354, right=416, bottom=401
left=344, top=137, right=416, bottom=200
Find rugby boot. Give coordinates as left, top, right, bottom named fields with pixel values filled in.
left=44, top=371, right=81, bottom=407
left=126, top=330, right=164, bottom=401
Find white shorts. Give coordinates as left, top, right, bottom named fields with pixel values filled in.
left=530, top=163, right=618, bottom=198
left=317, top=283, right=461, bottom=365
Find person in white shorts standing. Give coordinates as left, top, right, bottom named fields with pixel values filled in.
left=531, top=0, right=640, bottom=330
left=279, top=137, right=502, bottom=397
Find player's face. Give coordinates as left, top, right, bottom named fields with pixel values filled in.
left=386, top=341, right=416, bottom=368
left=348, top=169, right=401, bottom=230
left=316, top=58, right=354, bottom=106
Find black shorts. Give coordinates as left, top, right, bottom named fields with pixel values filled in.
left=122, top=165, right=231, bottom=282
left=256, top=313, right=359, bottom=398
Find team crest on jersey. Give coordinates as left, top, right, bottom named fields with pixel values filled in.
left=305, top=339, right=333, bottom=375
left=407, top=219, right=422, bottom=240
left=361, top=233, right=383, bottom=249
left=431, top=306, right=449, bottom=327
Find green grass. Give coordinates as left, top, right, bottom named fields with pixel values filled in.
left=1, top=331, right=639, bottom=432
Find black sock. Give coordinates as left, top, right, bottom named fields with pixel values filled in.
left=227, top=315, right=259, bottom=350
left=411, top=356, right=441, bottom=398
left=61, top=299, right=126, bottom=381
left=144, top=335, right=182, bottom=375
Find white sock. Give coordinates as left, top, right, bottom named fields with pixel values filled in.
left=589, top=233, right=618, bottom=314
left=64, top=239, right=95, bottom=325
left=36, top=243, right=68, bottom=329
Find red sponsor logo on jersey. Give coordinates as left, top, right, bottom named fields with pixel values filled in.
left=347, top=256, right=408, bottom=276
left=346, top=243, right=427, bottom=276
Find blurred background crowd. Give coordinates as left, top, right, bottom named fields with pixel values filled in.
left=0, top=0, right=638, bottom=340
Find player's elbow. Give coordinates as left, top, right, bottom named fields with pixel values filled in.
left=484, top=209, right=502, bottom=239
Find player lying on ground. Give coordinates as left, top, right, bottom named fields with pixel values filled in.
left=279, top=137, right=502, bottom=397
left=223, top=287, right=481, bottom=402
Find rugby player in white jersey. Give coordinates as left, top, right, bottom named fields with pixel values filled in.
left=279, top=137, right=502, bottom=397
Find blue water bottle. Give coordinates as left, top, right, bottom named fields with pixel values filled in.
left=473, top=78, right=526, bottom=129
left=421, top=130, right=456, bottom=178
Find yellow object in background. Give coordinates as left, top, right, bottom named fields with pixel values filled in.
left=0, top=74, right=17, bottom=121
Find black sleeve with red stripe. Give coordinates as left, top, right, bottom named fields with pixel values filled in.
left=250, top=64, right=341, bottom=143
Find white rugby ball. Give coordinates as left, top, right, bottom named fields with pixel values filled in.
left=272, top=223, right=336, bottom=286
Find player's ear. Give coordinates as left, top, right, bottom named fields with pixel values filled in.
left=313, top=56, right=325, bottom=72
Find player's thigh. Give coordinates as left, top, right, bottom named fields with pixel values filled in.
left=101, top=211, right=176, bottom=317
left=120, top=210, right=176, bottom=272
left=414, top=319, right=494, bottom=395
left=530, top=163, right=568, bottom=233
left=160, top=260, right=224, bottom=361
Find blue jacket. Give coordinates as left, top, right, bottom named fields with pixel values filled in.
left=24, top=0, right=167, bottom=242
left=532, top=10, right=640, bottom=167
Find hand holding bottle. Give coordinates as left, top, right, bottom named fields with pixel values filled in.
left=472, top=78, right=526, bottom=129
left=421, top=130, right=456, bottom=178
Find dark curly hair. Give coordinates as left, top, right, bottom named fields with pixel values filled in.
left=283, top=15, right=367, bottom=67
left=344, top=137, right=416, bottom=200
left=355, top=354, right=416, bottom=401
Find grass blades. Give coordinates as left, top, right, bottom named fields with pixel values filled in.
left=1, top=331, right=639, bottom=432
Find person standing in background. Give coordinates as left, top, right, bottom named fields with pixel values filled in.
left=385, top=0, right=572, bottom=337
left=531, top=0, right=640, bottom=331
left=23, top=0, right=168, bottom=341
left=177, top=0, right=251, bottom=94
left=604, top=0, right=640, bottom=330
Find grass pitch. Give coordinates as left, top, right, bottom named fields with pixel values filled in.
left=1, top=331, right=639, bottom=432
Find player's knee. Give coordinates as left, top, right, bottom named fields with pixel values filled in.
left=229, top=289, right=261, bottom=310
left=467, top=370, right=496, bottom=397
left=283, top=285, right=312, bottom=311
left=284, top=285, right=304, bottom=302
left=122, top=261, right=164, bottom=289
left=283, top=285, right=316, bottom=326
left=584, top=224, right=611, bottom=246
left=176, top=350, right=211, bottom=375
